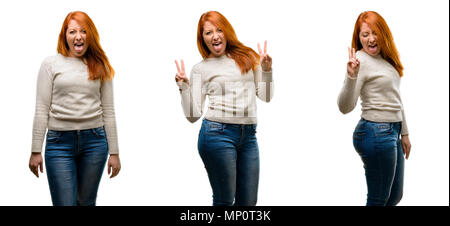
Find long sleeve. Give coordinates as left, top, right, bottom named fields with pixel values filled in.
left=101, top=80, right=119, bottom=154
left=399, top=95, right=409, bottom=135
left=31, top=60, right=53, bottom=153
left=337, top=73, right=362, bottom=114
left=254, top=66, right=274, bottom=102
left=178, top=65, right=206, bottom=123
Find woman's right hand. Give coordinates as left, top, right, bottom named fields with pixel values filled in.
left=347, top=47, right=360, bottom=78
left=175, top=59, right=189, bottom=84
left=29, top=152, right=44, bottom=178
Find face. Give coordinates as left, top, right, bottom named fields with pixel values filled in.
left=202, top=21, right=226, bottom=57
left=359, top=22, right=380, bottom=56
left=66, top=19, right=88, bottom=57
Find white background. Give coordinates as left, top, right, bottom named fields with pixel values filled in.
left=0, top=0, right=448, bottom=206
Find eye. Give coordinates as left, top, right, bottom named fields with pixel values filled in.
left=217, top=29, right=223, bottom=33
left=69, top=30, right=75, bottom=34
left=81, top=30, right=87, bottom=34
left=205, top=31, right=211, bottom=35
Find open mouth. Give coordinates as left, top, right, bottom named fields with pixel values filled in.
left=73, top=42, right=85, bottom=52
left=368, top=43, right=378, bottom=53
left=212, top=41, right=223, bottom=52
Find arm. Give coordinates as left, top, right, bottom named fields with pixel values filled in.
left=337, top=74, right=360, bottom=114
left=399, top=96, right=411, bottom=159
left=176, top=61, right=206, bottom=123
left=180, top=66, right=206, bottom=123
left=337, top=48, right=363, bottom=114
left=101, top=80, right=119, bottom=155
left=31, top=60, right=53, bottom=153
left=101, top=79, right=121, bottom=177
left=29, top=59, right=53, bottom=177
left=255, top=40, right=273, bottom=102
left=254, top=66, right=273, bottom=102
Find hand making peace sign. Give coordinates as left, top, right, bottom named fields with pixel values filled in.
left=347, top=47, right=360, bottom=78
left=174, top=59, right=189, bottom=84
left=258, top=40, right=272, bottom=72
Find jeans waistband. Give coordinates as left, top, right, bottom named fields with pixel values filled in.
left=48, top=126, right=104, bottom=133
left=203, top=118, right=256, bottom=128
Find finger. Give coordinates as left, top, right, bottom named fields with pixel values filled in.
left=264, top=40, right=267, bottom=54
left=181, top=59, right=185, bottom=73
left=349, top=59, right=357, bottom=67
left=257, top=43, right=262, bottom=55
left=406, top=144, right=411, bottom=159
left=175, top=60, right=181, bottom=73
left=31, top=166, right=38, bottom=177
left=111, top=168, right=119, bottom=178
left=352, top=48, right=356, bottom=60
left=39, top=162, right=44, bottom=173
left=348, top=47, right=352, bottom=60
left=402, top=143, right=408, bottom=158
left=115, top=167, right=121, bottom=177
left=108, top=162, right=111, bottom=175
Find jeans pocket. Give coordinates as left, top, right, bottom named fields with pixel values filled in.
left=92, top=126, right=107, bottom=138
left=206, top=121, right=225, bottom=135
left=353, top=120, right=367, bottom=155
left=46, top=130, right=61, bottom=143
left=374, top=123, right=393, bottom=137
left=353, top=120, right=366, bottom=141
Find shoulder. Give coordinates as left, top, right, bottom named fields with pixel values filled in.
left=191, top=60, right=206, bottom=73
left=41, top=54, right=61, bottom=65
left=355, top=50, right=370, bottom=63
left=39, top=54, right=62, bottom=73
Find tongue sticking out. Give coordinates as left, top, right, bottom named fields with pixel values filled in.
left=368, top=45, right=377, bottom=54
left=213, top=43, right=222, bottom=52
left=74, top=44, right=84, bottom=53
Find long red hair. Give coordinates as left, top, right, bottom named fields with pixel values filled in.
left=57, top=11, right=114, bottom=81
left=197, top=11, right=259, bottom=74
left=352, top=11, right=404, bottom=77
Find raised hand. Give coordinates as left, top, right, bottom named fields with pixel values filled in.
left=175, top=59, right=189, bottom=84
left=347, top=47, right=360, bottom=78
left=258, top=40, right=272, bottom=72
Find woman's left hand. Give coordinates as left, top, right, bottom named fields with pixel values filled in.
left=258, top=40, right=272, bottom=72
left=108, top=154, right=121, bottom=178
left=401, top=135, right=411, bottom=159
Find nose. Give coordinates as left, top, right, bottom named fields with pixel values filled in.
left=212, top=31, right=219, bottom=40
left=369, top=35, right=375, bottom=43
left=75, top=32, right=82, bottom=40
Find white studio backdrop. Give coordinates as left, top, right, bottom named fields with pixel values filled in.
left=0, top=0, right=448, bottom=206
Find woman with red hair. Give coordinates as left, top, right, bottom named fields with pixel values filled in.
left=174, top=11, right=273, bottom=206
left=28, top=11, right=121, bottom=206
left=338, top=11, right=412, bottom=206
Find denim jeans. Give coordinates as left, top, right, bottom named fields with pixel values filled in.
left=45, top=126, right=108, bottom=206
left=353, top=118, right=404, bottom=206
left=198, top=119, right=260, bottom=206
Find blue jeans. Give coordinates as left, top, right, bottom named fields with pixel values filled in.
left=353, top=118, right=405, bottom=206
left=198, top=119, right=260, bottom=206
left=45, top=126, right=108, bottom=206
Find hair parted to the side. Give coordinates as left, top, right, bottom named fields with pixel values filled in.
left=352, top=11, right=404, bottom=77
left=57, top=11, right=114, bottom=81
left=197, top=11, right=259, bottom=74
